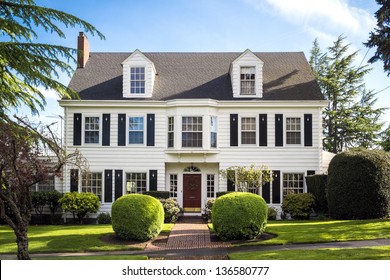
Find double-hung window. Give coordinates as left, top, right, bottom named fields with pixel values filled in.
left=240, top=66, right=256, bottom=95
left=286, top=117, right=301, bottom=144
left=168, top=117, right=174, bottom=148
left=130, top=67, right=145, bottom=94
left=210, top=116, right=217, bottom=148
left=82, top=172, right=102, bottom=201
left=182, top=116, right=203, bottom=148
left=241, top=117, right=256, bottom=145
left=283, top=173, right=304, bottom=196
left=128, top=116, right=144, bottom=144
left=126, top=172, right=147, bottom=194
left=84, top=116, right=100, bottom=144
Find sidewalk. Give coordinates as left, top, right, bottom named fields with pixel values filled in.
left=1, top=217, right=390, bottom=260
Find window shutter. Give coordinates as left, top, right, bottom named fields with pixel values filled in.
left=304, top=114, right=313, bottom=146
left=102, top=114, right=110, bottom=146
left=149, top=170, right=157, bottom=191
left=259, top=114, right=267, bottom=146
left=104, top=170, right=113, bottom=203
left=230, top=114, right=238, bottom=146
left=147, top=114, right=155, bottom=146
left=275, top=114, right=283, bottom=147
left=70, top=169, right=79, bottom=192
left=73, top=113, right=82, bottom=146
left=118, top=114, right=126, bottom=146
left=262, top=181, right=270, bottom=203
left=272, top=170, right=281, bottom=204
left=227, top=169, right=235, bottom=191
left=114, top=170, right=123, bottom=200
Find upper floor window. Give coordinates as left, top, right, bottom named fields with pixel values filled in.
left=84, top=116, right=100, bottom=144
left=129, top=116, right=144, bottom=144
left=241, top=117, right=256, bottom=145
left=210, top=116, right=217, bottom=148
left=82, top=172, right=102, bottom=201
left=240, top=66, right=256, bottom=95
left=283, top=173, right=304, bottom=196
left=130, top=67, right=145, bottom=94
left=126, top=172, right=147, bottom=194
left=168, top=117, right=174, bottom=148
left=182, top=116, right=202, bottom=148
left=286, top=117, right=301, bottom=144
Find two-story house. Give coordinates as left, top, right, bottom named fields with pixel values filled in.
left=59, top=32, right=329, bottom=215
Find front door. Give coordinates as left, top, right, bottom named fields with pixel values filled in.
left=183, top=174, right=201, bottom=211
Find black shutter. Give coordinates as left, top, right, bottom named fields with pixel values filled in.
left=275, top=114, right=283, bottom=147
left=304, top=114, right=313, bottom=146
left=102, top=114, right=110, bottom=146
left=272, top=170, right=281, bottom=204
left=70, top=169, right=79, bottom=192
left=147, top=114, right=155, bottom=146
left=227, top=170, right=235, bottom=191
left=73, top=113, right=82, bottom=146
left=114, top=170, right=123, bottom=200
left=118, top=114, right=126, bottom=146
left=149, top=170, right=157, bottom=191
left=262, top=181, right=270, bottom=203
left=230, top=114, right=238, bottom=147
left=259, top=114, right=267, bottom=146
left=104, top=170, right=113, bottom=203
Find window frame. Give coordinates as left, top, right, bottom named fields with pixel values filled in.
left=130, top=67, right=145, bottom=94
left=286, top=117, right=302, bottom=145
left=282, top=172, right=305, bottom=196
left=169, top=174, right=178, bottom=198
left=210, top=116, right=217, bottom=148
left=240, top=66, right=256, bottom=95
left=240, top=116, right=257, bottom=145
left=128, top=116, right=145, bottom=145
left=83, top=115, right=101, bottom=145
left=125, top=172, right=147, bottom=194
left=167, top=116, right=174, bottom=148
left=207, top=174, right=215, bottom=198
left=181, top=116, right=203, bottom=148
left=81, top=172, right=103, bottom=201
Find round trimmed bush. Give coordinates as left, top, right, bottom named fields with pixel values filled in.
left=327, top=150, right=390, bottom=219
left=111, top=194, right=164, bottom=241
left=212, top=192, right=268, bottom=240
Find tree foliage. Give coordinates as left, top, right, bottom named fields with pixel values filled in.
left=310, top=36, right=385, bottom=153
left=364, top=0, right=390, bottom=76
left=380, top=124, right=390, bottom=151
left=58, top=192, right=100, bottom=224
left=0, top=0, right=104, bottom=115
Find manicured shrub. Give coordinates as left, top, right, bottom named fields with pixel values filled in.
left=112, top=194, right=164, bottom=241
left=281, top=193, right=315, bottom=220
left=145, top=191, right=170, bottom=199
left=212, top=192, right=268, bottom=241
left=46, top=190, right=63, bottom=224
left=97, top=212, right=112, bottom=224
left=216, top=191, right=233, bottom=197
left=267, top=206, right=277, bottom=220
left=327, top=150, right=390, bottom=219
left=59, top=192, right=100, bottom=224
left=31, top=191, right=48, bottom=217
left=306, top=174, right=328, bottom=214
left=159, top=198, right=181, bottom=223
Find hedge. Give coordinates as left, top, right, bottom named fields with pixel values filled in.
left=306, top=174, right=328, bottom=214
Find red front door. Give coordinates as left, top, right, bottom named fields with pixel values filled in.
left=183, top=174, right=201, bottom=209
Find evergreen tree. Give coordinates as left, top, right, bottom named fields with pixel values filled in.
left=310, top=36, right=385, bottom=153
left=364, top=0, right=390, bottom=76
left=380, top=125, right=390, bottom=151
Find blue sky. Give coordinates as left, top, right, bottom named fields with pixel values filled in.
left=27, top=0, right=389, bottom=131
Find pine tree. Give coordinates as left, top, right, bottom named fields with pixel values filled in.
left=310, top=36, right=385, bottom=153
left=0, top=0, right=104, bottom=115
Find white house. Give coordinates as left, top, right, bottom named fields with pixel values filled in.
left=58, top=32, right=328, bottom=214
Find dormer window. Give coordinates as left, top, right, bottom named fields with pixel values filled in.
left=130, top=67, right=145, bottom=94
left=240, top=67, right=256, bottom=95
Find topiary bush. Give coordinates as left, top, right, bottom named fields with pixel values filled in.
left=281, top=193, right=315, bottom=220
left=59, top=192, right=100, bottom=224
left=112, top=194, right=164, bottom=241
left=306, top=174, right=328, bottom=214
left=327, top=150, right=390, bottom=219
left=159, top=198, right=181, bottom=223
left=212, top=192, right=268, bottom=241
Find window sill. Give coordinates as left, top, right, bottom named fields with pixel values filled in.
left=164, top=149, right=220, bottom=154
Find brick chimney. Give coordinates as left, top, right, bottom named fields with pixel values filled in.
left=77, top=32, right=90, bottom=68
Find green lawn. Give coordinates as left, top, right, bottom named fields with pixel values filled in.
left=0, top=223, right=174, bottom=254
left=229, top=246, right=390, bottom=260
left=34, top=255, right=148, bottom=260
left=235, top=219, right=390, bottom=246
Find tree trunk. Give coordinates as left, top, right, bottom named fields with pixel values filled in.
left=15, top=224, right=30, bottom=260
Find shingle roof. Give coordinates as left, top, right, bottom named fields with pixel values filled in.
left=68, top=52, right=324, bottom=101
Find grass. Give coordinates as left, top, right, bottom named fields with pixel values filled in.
left=234, top=219, right=390, bottom=246
left=229, top=246, right=390, bottom=260
left=34, top=255, right=148, bottom=260
left=0, top=223, right=174, bottom=254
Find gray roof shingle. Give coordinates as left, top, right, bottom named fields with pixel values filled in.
left=68, top=52, right=324, bottom=101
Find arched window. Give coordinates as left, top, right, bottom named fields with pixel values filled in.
left=183, top=165, right=201, bottom=172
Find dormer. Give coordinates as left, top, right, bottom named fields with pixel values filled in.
left=122, top=50, right=157, bottom=98
left=230, top=49, right=264, bottom=98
